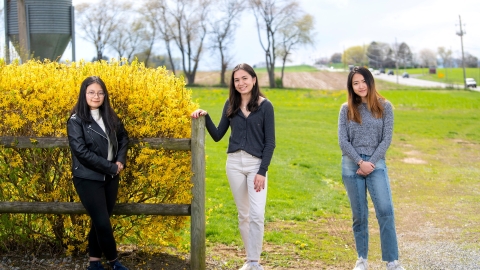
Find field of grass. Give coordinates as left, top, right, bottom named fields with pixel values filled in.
left=189, top=87, right=480, bottom=269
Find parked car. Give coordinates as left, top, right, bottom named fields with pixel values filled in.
left=466, top=78, right=477, bottom=88
left=373, top=70, right=381, bottom=75
left=379, top=68, right=385, bottom=74
left=402, top=72, right=409, bottom=78
left=387, top=70, right=394, bottom=75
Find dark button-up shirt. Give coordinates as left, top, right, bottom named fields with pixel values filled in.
left=205, top=99, right=275, bottom=176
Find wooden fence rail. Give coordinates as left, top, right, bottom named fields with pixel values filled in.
left=0, top=118, right=206, bottom=270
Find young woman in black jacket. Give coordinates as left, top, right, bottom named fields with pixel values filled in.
left=67, top=76, right=129, bottom=270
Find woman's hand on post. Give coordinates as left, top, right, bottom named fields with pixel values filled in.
left=191, top=109, right=207, bottom=118
left=116, top=161, right=124, bottom=174
left=254, top=174, right=266, bottom=192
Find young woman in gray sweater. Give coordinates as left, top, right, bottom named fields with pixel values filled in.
left=338, top=67, right=405, bottom=270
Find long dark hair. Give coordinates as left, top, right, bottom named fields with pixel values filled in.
left=226, top=63, right=265, bottom=118
left=346, top=66, right=385, bottom=123
left=70, top=76, right=119, bottom=133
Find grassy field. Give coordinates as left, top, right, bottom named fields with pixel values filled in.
left=189, top=87, right=480, bottom=269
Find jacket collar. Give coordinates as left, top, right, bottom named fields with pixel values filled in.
left=87, top=116, right=108, bottom=139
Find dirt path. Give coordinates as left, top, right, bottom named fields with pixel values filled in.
left=194, top=71, right=348, bottom=90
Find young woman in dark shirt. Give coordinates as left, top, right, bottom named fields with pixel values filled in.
left=191, top=63, right=275, bottom=270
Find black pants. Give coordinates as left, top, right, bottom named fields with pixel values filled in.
left=73, top=176, right=119, bottom=260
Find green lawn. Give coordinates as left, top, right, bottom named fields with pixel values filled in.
left=189, top=88, right=480, bottom=268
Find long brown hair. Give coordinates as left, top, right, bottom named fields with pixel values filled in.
left=226, top=63, right=265, bottom=118
left=346, top=66, right=385, bottom=123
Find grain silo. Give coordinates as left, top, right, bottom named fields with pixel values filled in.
left=4, top=0, right=75, bottom=62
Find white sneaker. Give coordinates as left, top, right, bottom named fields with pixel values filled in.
left=239, top=262, right=250, bottom=270
left=353, top=257, right=368, bottom=270
left=249, top=262, right=264, bottom=270
left=387, top=260, right=405, bottom=270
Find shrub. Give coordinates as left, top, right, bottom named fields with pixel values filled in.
left=0, top=59, right=197, bottom=254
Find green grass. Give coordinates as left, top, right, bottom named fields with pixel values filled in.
left=189, top=87, right=480, bottom=267
left=404, top=67, right=480, bottom=85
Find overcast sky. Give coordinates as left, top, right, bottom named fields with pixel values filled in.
left=4, top=0, right=480, bottom=70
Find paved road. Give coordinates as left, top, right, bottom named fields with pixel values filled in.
left=373, top=73, right=464, bottom=88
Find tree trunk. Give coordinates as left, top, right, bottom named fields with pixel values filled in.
left=186, top=72, right=195, bottom=85
left=166, top=41, right=176, bottom=75
left=279, top=52, right=289, bottom=88
left=219, top=49, right=227, bottom=86
left=266, top=52, right=275, bottom=88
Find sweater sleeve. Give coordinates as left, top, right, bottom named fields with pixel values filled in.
left=205, top=100, right=230, bottom=142
left=338, top=104, right=363, bottom=164
left=257, top=101, right=275, bottom=176
left=369, top=101, right=394, bottom=164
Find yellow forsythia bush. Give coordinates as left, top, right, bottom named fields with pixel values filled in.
left=0, top=58, right=197, bottom=254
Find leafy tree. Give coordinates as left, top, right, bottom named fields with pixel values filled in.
left=249, top=0, right=301, bottom=88
left=209, top=0, right=245, bottom=86
left=343, top=45, right=367, bottom=66
left=277, top=13, right=315, bottom=87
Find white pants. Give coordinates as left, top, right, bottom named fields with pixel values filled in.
left=226, top=150, right=267, bottom=261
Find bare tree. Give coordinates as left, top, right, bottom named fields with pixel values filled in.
left=330, top=53, right=342, bottom=64
left=250, top=0, right=301, bottom=88
left=462, top=52, right=478, bottom=68
left=143, top=0, right=177, bottom=74
left=167, top=0, right=212, bottom=84
left=366, top=41, right=390, bottom=69
left=110, top=20, right=147, bottom=61
left=438, top=47, right=452, bottom=68
left=209, top=0, right=244, bottom=86
left=397, top=42, right=412, bottom=70
left=277, top=13, right=314, bottom=87
left=75, top=0, right=131, bottom=61
left=419, top=48, right=437, bottom=69
left=438, top=47, right=452, bottom=81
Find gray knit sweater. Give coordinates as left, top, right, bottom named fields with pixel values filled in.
left=338, top=101, right=393, bottom=165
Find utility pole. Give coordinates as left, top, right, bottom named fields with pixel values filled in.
left=456, top=15, right=467, bottom=89
left=395, top=38, right=399, bottom=84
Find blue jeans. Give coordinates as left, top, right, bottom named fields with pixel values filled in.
left=341, top=155, right=399, bottom=262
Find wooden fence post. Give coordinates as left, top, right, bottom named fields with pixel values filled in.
left=190, top=117, right=206, bottom=270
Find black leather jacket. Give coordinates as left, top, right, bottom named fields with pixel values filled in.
left=67, top=114, right=129, bottom=181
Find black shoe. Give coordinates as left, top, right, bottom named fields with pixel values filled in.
left=109, top=260, right=129, bottom=270
left=87, top=261, right=106, bottom=270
